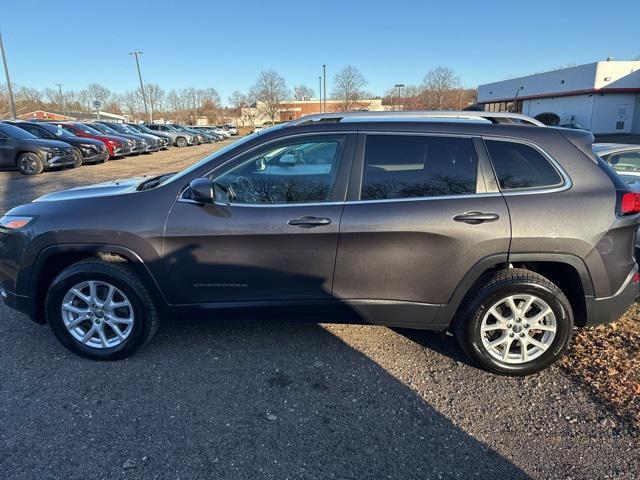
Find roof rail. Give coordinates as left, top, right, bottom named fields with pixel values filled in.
left=287, top=110, right=545, bottom=127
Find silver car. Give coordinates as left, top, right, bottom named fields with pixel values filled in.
left=144, top=124, right=197, bottom=147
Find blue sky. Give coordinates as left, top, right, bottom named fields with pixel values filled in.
left=1, top=0, right=639, bottom=105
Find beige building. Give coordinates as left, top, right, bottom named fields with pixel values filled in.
left=242, top=98, right=388, bottom=125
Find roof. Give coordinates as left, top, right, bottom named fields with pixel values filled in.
left=284, top=111, right=545, bottom=127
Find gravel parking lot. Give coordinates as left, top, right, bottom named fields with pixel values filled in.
left=0, top=141, right=638, bottom=479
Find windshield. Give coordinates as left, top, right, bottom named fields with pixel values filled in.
left=0, top=123, right=38, bottom=139
left=39, top=123, right=75, bottom=137
left=170, top=124, right=188, bottom=132
left=76, top=124, right=103, bottom=135
left=94, top=123, right=119, bottom=135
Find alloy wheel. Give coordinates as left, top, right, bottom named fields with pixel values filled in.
left=19, top=155, right=38, bottom=174
left=480, top=294, right=557, bottom=364
left=60, top=280, right=134, bottom=349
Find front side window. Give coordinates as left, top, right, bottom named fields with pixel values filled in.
left=211, top=136, right=345, bottom=204
left=360, top=135, right=478, bottom=200
left=485, top=140, right=563, bottom=190
left=608, top=150, right=640, bottom=173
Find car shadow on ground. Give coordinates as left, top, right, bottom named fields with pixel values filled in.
left=0, top=312, right=529, bottom=479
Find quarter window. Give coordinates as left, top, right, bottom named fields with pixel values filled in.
left=485, top=140, right=563, bottom=190
left=360, top=135, right=478, bottom=200
left=211, top=136, right=345, bottom=204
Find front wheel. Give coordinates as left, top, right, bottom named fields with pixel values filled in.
left=72, top=148, right=84, bottom=168
left=46, top=258, right=159, bottom=360
left=453, top=269, right=573, bottom=376
left=176, top=136, right=187, bottom=147
left=17, top=152, right=44, bottom=175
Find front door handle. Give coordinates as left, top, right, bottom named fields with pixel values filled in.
left=453, top=212, right=500, bottom=225
left=288, top=216, right=332, bottom=228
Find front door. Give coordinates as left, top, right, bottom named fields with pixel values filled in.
left=163, top=133, right=355, bottom=310
left=332, top=133, right=511, bottom=327
left=0, top=132, right=14, bottom=167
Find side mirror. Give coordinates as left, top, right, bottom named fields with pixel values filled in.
left=279, top=153, right=296, bottom=166
left=189, top=178, right=214, bottom=203
left=255, top=157, right=267, bottom=172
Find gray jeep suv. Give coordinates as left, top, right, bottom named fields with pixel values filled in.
left=0, top=111, right=638, bottom=375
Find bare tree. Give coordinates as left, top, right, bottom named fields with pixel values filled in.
left=118, top=91, right=143, bottom=120
left=85, top=84, right=112, bottom=106
left=332, top=66, right=368, bottom=111
left=250, top=70, right=289, bottom=124
left=293, top=85, right=315, bottom=101
left=144, top=83, right=165, bottom=120
left=422, top=67, right=460, bottom=110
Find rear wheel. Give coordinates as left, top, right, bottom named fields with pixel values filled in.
left=453, top=268, right=573, bottom=376
left=176, top=136, right=187, bottom=147
left=17, top=152, right=44, bottom=175
left=46, top=258, right=159, bottom=360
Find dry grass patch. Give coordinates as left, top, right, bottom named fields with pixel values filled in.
left=562, top=303, right=640, bottom=429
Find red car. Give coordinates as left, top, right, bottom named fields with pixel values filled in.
left=47, top=122, right=133, bottom=158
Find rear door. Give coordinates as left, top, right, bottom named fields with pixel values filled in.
left=332, top=132, right=511, bottom=327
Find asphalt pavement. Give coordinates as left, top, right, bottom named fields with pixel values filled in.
left=0, top=143, right=638, bottom=479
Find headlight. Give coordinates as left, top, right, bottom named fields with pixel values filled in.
left=80, top=143, right=95, bottom=149
left=0, top=215, right=36, bottom=230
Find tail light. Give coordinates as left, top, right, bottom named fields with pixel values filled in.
left=619, top=192, right=640, bottom=215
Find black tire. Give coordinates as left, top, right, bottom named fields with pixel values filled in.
left=45, top=258, right=159, bottom=360
left=452, top=268, right=573, bottom=376
left=17, top=152, right=44, bottom=175
left=72, top=148, right=84, bottom=168
left=176, top=136, right=187, bottom=147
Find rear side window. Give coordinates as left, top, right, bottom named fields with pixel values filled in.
left=361, top=135, right=478, bottom=200
left=485, top=140, right=563, bottom=190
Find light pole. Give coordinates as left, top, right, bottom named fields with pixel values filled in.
left=318, top=76, right=322, bottom=114
left=394, top=83, right=405, bottom=111
left=129, top=51, right=150, bottom=122
left=55, top=83, right=66, bottom=118
left=0, top=32, right=17, bottom=119
left=322, top=64, right=326, bottom=113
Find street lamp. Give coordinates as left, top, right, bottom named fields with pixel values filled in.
left=318, top=76, right=322, bottom=114
left=129, top=51, right=151, bottom=122
left=394, top=83, right=405, bottom=111
left=0, top=32, right=17, bottom=119
left=322, top=64, right=326, bottom=113
left=55, top=83, right=66, bottom=118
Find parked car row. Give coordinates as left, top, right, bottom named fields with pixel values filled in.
left=0, top=120, right=236, bottom=175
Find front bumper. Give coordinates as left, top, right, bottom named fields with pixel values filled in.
left=45, top=154, right=76, bottom=168
left=0, top=285, right=36, bottom=322
left=83, top=151, right=109, bottom=164
left=112, top=146, right=131, bottom=157
left=585, top=265, right=639, bottom=326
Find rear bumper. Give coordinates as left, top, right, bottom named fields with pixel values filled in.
left=585, top=265, right=639, bottom=326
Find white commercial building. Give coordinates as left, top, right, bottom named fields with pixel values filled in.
left=478, top=60, right=640, bottom=134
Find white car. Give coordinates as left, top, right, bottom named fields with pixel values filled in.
left=211, top=127, right=231, bottom=138
left=223, top=124, right=238, bottom=135
left=593, top=143, right=640, bottom=183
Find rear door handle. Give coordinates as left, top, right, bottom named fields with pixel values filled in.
left=453, top=212, right=500, bottom=224
left=288, top=216, right=332, bottom=228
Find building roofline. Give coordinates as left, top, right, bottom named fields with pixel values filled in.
left=480, top=87, right=640, bottom=104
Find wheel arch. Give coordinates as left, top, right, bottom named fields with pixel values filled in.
left=29, top=244, right=167, bottom=324
left=437, top=252, right=594, bottom=329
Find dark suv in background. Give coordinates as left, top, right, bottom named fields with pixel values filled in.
left=6, top=121, right=109, bottom=166
left=0, top=111, right=638, bottom=375
left=0, top=122, right=77, bottom=175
